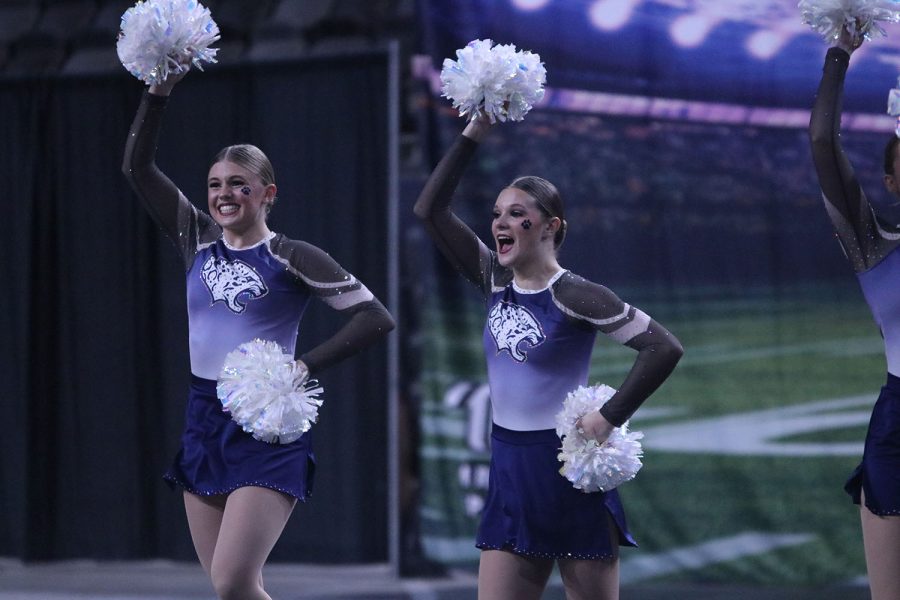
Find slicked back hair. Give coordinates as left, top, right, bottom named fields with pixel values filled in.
left=212, top=144, right=277, bottom=214
left=508, top=175, right=567, bottom=249
left=212, top=144, right=276, bottom=186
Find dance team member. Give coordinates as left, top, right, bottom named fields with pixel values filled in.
left=122, top=68, right=394, bottom=600
left=414, top=115, right=683, bottom=600
left=809, top=26, right=900, bottom=600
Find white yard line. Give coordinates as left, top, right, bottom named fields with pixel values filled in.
left=619, top=531, right=815, bottom=584
left=642, top=395, right=874, bottom=456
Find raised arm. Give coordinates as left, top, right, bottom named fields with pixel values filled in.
left=413, top=118, right=496, bottom=293
left=122, top=71, right=217, bottom=266
left=272, top=237, right=395, bottom=376
left=553, top=273, right=683, bottom=436
left=807, top=32, right=897, bottom=271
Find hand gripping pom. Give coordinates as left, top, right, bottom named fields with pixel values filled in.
left=555, top=385, right=644, bottom=493
left=217, top=339, right=324, bottom=444
left=799, top=0, right=900, bottom=44
left=117, top=0, right=220, bottom=85
left=440, top=39, right=546, bottom=123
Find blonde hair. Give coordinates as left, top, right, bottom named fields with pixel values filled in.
left=212, top=144, right=277, bottom=213
left=212, top=144, right=275, bottom=186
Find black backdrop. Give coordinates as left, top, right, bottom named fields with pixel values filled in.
left=0, top=51, right=393, bottom=562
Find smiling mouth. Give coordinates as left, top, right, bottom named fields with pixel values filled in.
left=217, top=203, right=240, bottom=216
left=496, top=235, right=514, bottom=254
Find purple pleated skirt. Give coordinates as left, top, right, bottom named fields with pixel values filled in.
left=164, top=375, right=315, bottom=500
left=845, top=372, right=900, bottom=516
left=476, top=424, right=637, bottom=560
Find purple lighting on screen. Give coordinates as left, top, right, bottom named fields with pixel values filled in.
left=670, top=13, right=718, bottom=48
left=589, top=0, right=637, bottom=31
left=746, top=29, right=790, bottom=60
left=510, top=0, right=551, bottom=11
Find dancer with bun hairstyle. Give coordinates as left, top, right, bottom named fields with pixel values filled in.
left=122, top=67, right=394, bottom=600
left=414, top=115, right=682, bottom=600
left=809, top=25, right=900, bottom=600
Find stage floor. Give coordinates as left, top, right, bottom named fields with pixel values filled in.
left=0, top=559, right=870, bottom=599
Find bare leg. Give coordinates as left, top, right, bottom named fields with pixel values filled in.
left=860, top=489, right=900, bottom=600
left=183, top=491, right=227, bottom=577
left=558, top=558, right=619, bottom=600
left=478, top=549, right=553, bottom=600
left=558, top=511, right=620, bottom=600
left=209, top=486, right=297, bottom=600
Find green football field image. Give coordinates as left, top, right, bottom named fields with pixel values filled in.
left=417, top=281, right=881, bottom=585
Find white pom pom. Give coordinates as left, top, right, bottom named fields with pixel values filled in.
left=889, top=79, right=900, bottom=115
left=500, top=46, right=546, bottom=122
left=555, top=385, right=644, bottom=493
left=217, top=339, right=324, bottom=444
left=799, top=0, right=900, bottom=44
left=117, top=0, right=220, bottom=86
left=440, top=39, right=546, bottom=123
left=888, top=81, right=900, bottom=138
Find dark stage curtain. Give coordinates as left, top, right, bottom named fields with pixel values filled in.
left=1, top=51, right=393, bottom=562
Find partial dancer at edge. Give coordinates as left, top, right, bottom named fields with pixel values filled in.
left=122, top=68, right=395, bottom=600
left=809, top=26, right=900, bottom=600
left=414, top=116, right=683, bottom=600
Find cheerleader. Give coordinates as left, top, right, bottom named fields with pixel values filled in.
left=809, top=25, right=900, bottom=600
left=414, top=115, right=683, bottom=600
left=122, top=67, right=394, bottom=600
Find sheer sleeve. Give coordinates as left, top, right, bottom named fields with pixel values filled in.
left=808, top=47, right=900, bottom=272
left=271, top=236, right=395, bottom=375
left=122, top=90, right=219, bottom=268
left=413, top=135, right=496, bottom=295
left=552, top=273, right=683, bottom=427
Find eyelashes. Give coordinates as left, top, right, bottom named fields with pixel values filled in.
left=208, top=182, right=252, bottom=194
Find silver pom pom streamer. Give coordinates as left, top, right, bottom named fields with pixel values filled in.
left=217, top=339, right=324, bottom=444
left=117, top=0, right=220, bottom=86
left=799, top=0, right=900, bottom=44
left=440, top=39, right=546, bottom=123
left=889, top=78, right=900, bottom=137
left=555, top=384, right=644, bottom=493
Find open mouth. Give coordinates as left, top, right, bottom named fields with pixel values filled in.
left=496, top=235, right=514, bottom=254
left=217, top=203, right=240, bottom=216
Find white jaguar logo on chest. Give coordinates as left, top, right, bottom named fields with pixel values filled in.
left=488, top=301, right=545, bottom=362
left=200, top=255, right=268, bottom=314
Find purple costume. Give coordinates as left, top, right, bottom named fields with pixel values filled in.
left=415, top=134, right=682, bottom=558
left=123, top=91, right=394, bottom=499
left=810, top=47, right=900, bottom=515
